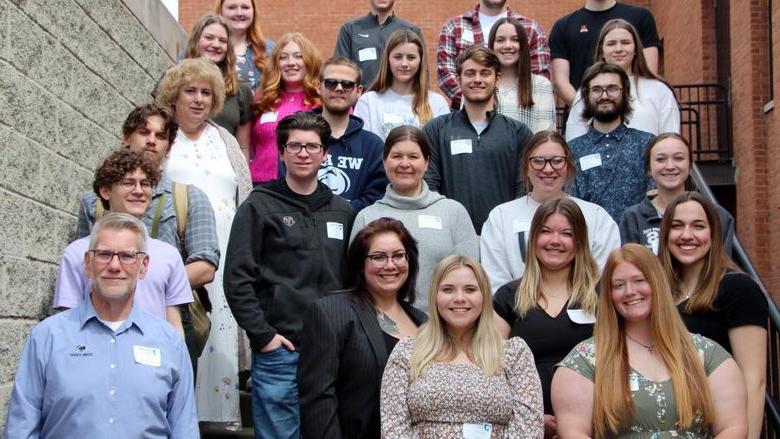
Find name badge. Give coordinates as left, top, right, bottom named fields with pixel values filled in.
left=260, top=112, right=277, bottom=124
left=463, top=423, right=492, bottom=439
left=579, top=153, right=602, bottom=171
left=462, top=29, right=475, bottom=43
left=450, top=139, right=473, bottom=155
left=418, top=215, right=442, bottom=230
left=133, top=345, right=161, bottom=367
left=511, top=219, right=531, bottom=233
left=566, top=309, right=596, bottom=324
left=326, top=222, right=344, bottom=240
left=629, top=373, right=640, bottom=391
left=358, top=47, right=377, bottom=62
left=382, top=112, right=404, bottom=124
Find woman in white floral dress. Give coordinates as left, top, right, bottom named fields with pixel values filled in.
left=156, top=58, right=252, bottom=428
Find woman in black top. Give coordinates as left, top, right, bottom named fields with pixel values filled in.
left=659, top=191, right=767, bottom=439
left=493, top=197, right=599, bottom=438
left=297, top=218, right=427, bottom=439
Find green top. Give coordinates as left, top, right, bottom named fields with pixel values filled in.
left=558, top=333, right=730, bottom=438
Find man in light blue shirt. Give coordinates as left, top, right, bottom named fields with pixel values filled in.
left=4, top=213, right=198, bottom=439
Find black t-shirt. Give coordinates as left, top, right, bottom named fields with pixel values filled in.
left=493, top=280, right=594, bottom=414
left=679, top=272, right=768, bottom=353
left=549, top=2, right=660, bottom=88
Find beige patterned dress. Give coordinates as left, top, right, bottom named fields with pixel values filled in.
left=380, top=337, right=544, bottom=438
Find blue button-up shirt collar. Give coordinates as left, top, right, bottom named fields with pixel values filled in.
left=78, top=293, right=147, bottom=335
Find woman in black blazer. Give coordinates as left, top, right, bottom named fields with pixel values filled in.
left=298, top=218, right=427, bottom=439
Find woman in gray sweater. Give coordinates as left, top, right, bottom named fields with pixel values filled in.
left=350, top=126, right=479, bottom=312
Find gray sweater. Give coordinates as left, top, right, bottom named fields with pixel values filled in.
left=350, top=182, right=479, bottom=312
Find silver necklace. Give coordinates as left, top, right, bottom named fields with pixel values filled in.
left=626, top=333, right=656, bottom=355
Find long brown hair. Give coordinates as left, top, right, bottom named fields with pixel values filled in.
left=212, top=0, right=268, bottom=72
left=658, top=192, right=737, bottom=312
left=594, top=19, right=661, bottom=82
left=593, top=244, right=715, bottom=437
left=488, top=17, right=534, bottom=107
left=369, top=30, right=433, bottom=124
left=514, top=198, right=598, bottom=317
left=254, top=33, right=321, bottom=115
left=185, top=14, right=239, bottom=96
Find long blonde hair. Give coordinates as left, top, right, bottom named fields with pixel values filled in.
left=254, top=32, right=321, bottom=115
left=593, top=244, right=715, bottom=437
left=212, top=0, right=268, bottom=72
left=410, top=255, right=504, bottom=380
left=369, top=30, right=433, bottom=123
left=185, top=14, right=239, bottom=96
left=514, top=198, right=599, bottom=317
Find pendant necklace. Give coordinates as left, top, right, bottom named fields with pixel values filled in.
left=626, top=333, right=656, bottom=355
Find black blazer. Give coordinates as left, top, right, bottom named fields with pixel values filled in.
left=297, top=291, right=427, bottom=439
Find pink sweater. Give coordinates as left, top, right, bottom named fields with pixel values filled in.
left=250, top=91, right=318, bottom=183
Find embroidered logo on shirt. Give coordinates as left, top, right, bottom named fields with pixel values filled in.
left=579, top=25, right=589, bottom=33
left=70, top=344, right=93, bottom=358
left=283, top=216, right=296, bottom=227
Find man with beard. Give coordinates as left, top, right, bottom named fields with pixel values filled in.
left=334, top=0, right=423, bottom=88
left=312, top=57, right=387, bottom=211
left=437, top=0, right=550, bottom=109
left=5, top=213, right=198, bottom=439
left=569, top=61, right=654, bottom=222
left=423, top=46, right=533, bottom=234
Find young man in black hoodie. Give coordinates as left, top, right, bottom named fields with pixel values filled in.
left=224, top=112, right=354, bottom=439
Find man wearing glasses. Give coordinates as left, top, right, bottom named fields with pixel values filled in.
left=569, top=61, right=654, bottom=222
left=310, top=57, right=387, bottom=211
left=5, top=213, right=198, bottom=438
left=53, top=150, right=193, bottom=336
left=224, top=111, right=354, bottom=439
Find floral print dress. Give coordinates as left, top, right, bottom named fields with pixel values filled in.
left=558, top=333, right=731, bottom=438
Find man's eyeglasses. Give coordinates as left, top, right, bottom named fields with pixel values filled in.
left=89, top=250, right=145, bottom=266
left=366, top=252, right=408, bottom=266
left=589, top=85, right=623, bottom=98
left=322, top=78, right=358, bottom=91
left=284, top=142, right=324, bottom=154
left=528, top=156, right=568, bottom=170
left=118, top=179, right=153, bottom=190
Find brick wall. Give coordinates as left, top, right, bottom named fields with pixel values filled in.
left=768, top=0, right=780, bottom=301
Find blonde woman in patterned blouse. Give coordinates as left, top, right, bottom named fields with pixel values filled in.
left=488, top=17, right=556, bottom=134
left=380, top=255, right=544, bottom=438
left=552, top=244, right=746, bottom=438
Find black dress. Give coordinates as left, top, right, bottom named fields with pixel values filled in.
left=493, top=280, right=594, bottom=414
left=679, top=271, right=767, bottom=353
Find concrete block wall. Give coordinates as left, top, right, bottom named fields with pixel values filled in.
left=0, top=0, right=185, bottom=431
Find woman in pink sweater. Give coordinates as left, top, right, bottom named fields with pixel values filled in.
left=250, top=32, right=322, bottom=184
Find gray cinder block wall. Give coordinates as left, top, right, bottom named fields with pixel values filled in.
left=0, top=0, right=185, bottom=432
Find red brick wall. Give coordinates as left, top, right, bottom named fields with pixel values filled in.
left=768, top=0, right=780, bottom=301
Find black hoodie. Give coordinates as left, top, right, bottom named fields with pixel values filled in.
left=224, top=179, right=354, bottom=349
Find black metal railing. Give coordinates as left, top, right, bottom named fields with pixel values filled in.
left=690, top=163, right=780, bottom=438
left=673, top=83, right=733, bottom=162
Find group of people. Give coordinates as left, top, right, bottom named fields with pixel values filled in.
left=3, top=0, right=769, bottom=438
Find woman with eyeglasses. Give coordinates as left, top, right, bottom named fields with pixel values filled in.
left=565, top=19, right=679, bottom=141
left=481, top=130, right=620, bottom=292
left=353, top=30, right=449, bottom=141
left=350, top=126, right=478, bottom=312
left=250, top=32, right=321, bottom=184
left=619, top=133, right=735, bottom=255
left=212, top=0, right=273, bottom=91
left=298, top=218, right=427, bottom=439
left=488, top=17, right=555, bottom=133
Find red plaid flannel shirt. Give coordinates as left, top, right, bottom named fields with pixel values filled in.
left=436, top=4, right=551, bottom=108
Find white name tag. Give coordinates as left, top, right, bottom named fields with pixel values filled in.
left=566, top=309, right=596, bottom=324
left=450, top=139, right=473, bottom=155
left=133, top=345, right=161, bottom=367
left=358, top=47, right=377, bottom=62
left=418, top=215, right=442, bottom=230
left=326, top=222, right=344, bottom=240
left=382, top=112, right=404, bottom=124
left=260, top=111, right=277, bottom=124
left=462, top=29, right=474, bottom=43
left=579, top=153, right=602, bottom=171
left=511, top=219, right=531, bottom=233
left=463, top=423, right=492, bottom=439
left=629, top=373, right=640, bottom=391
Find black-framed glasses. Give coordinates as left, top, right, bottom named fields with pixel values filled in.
left=118, top=179, right=153, bottom=190
left=322, top=78, right=358, bottom=91
left=89, top=250, right=145, bottom=266
left=528, top=156, right=568, bottom=170
left=284, top=142, right=324, bottom=154
left=366, top=252, right=408, bottom=266
left=589, top=85, right=623, bottom=97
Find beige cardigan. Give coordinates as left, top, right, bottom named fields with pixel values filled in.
left=210, top=121, right=253, bottom=204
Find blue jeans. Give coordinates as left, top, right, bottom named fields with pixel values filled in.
left=251, top=348, right=300, bottom=439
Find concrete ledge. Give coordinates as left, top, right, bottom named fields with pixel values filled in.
left=122, top=0, right=187, bottom=62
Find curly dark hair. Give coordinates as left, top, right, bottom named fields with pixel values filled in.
left=92, top=150, right=161, bottom=210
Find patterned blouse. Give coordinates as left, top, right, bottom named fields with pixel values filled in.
left=380, top=336, right=544, bottom=438
left=558, top=333, right=731, bottom=438
left=496, top=74, right=556, bottom=133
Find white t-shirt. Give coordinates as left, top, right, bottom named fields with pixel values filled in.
left=479, top=11, right=507, bottom=41
left=353, top=89, right=451, bottom=140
